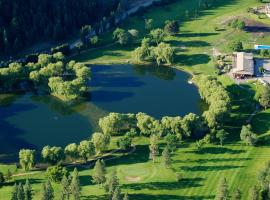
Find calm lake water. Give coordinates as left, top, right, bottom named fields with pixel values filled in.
left=0, top=65, right=200, bottom=162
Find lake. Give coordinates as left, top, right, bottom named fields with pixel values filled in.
left=0, top=64, right=200, bottom=162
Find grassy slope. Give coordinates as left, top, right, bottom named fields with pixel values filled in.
left=2, top=0, right=270, bottom=199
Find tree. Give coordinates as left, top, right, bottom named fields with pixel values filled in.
left=215, top=177, right=228, bottom=200
left=240, top=125, right=257, bottom=146
left=216, top=129, right=228, bottom=146
left=162, top=147, right=171, bottom=168
left=99, top=113, right=136, bottom=135
left=24, top=179, right=33, bottom=200
left=112, top=187, right=121, bottom=200
left=145, top=19, right=153, bottom=31
left=117, top=136, right=132, bottom=150
left=165, top=133, right=179, bottom=153
left=105, top=170, right=119, bottom=199
left=41, top=180, right=54, bottom=200
left=17, top=183, right=25, bottom=200
left=70, top=168, right=80, bottom=200
left=42, top=146, right=64, bottom=165
left=64, top=143, right=78, bottom=162
left=92, top=159, right=106, bottom=186
left=0, top=171, right=5, bottom=185
left=229, top=40, right=243, bottom=52
left=45, top=166, right=69, bottom=183
left=11, top=183, right=18, bottom=200
left=136, top=112, right=157, bottom=136
left=258, top=85, right=270, bottom=110
left=19, top=149, right=35, bottom=171
left=77, top=140, right=95, bottom=162
left=249, top=186, right=259, bottom=200
left=128, top=29, right=139, bottom=39
left=92, top=132, right=110, bottom=155
left=113, top=28, right=131, bottom=45
left=60, top=175, right=70, bottom=200
left=123, top=193, right=129, bottom=200
left=80, top=25, right=92, bottom=45
left=151, top=42, right=175, bottom=65
left=150, top=29, right=166, bottom=45
left=149, top=134, right=159, bottom=162
left=232, top=188, right=242, bottom=200
left=164, top=20, right=179, bottom=35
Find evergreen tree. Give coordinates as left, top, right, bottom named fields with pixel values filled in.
left=149, top=134, right=159, bottom=163
left=232, top=188, right=241, bottom=200
left=249, top=186, right=259, bottom=200
left=112, top=186, right=121, bottom=200
left=17, top=183, right=25, bottom=200
left=70, top=168, right=80, bottom=200
left=24, top=179, right=33, bottom=200
left=11, top=183, right=18, bottom=200
left=41, top=180, right=54, bottom=200
left=60, top=175, right=70, bottom=200
left=123, top=193, right=129, bottom=200
left=215, top=178, right=228, bottom=200
left=162, top=147, right=171, bottom=168
left=105, top=170, right=119, bottom=199
left=92, top=159, right=106, bottom=186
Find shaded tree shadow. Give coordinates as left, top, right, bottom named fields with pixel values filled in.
left=180, top=165, right=244, bottom=172
left=169, top=40, right=211, bottom=48
left=178, top=157, right=251, bottom=164
left=174, top=54, right=210, bottom=66
left=122, top=178, right=204, bottom=190
left=184, top=147, right=246, bottom=154
left=177, top=32, right=219, bottom=38
left=130, top=194, right=215, bottom=200
left=80, top=175, right=93, bottom=186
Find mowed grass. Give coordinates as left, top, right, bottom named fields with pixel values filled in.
left=73, top=0, right=264, bottom=75
left=1, top=140, right=270, bottom=200
left=2, top=0, right=270, bottom=199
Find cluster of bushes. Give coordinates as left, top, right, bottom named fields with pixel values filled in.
left=228, top=19, right=246, bottom=30
left=259, top=49, right=270, bottom=58
left=0, top=52, right=91, bottom=101
left=112, top=28, right=139, bottom=45
left=194, top=75, right=231, bottom=128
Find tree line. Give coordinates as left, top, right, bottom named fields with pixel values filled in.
left=0, top=0, right=119, bottom=56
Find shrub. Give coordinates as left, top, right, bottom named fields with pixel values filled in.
left=45, top=166, right=69, bottom=183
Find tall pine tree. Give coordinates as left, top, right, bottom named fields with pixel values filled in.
left=24, top=179, right=33, bottom=200
left=92, top=159, right=106, bottom=186
left=70, top=168, right=80, bottom=200
left=162, top=147, right=171, bottom=168
left=105, top=169, right=119, bottom=199
left=215, top=177, right=228, bottom=200
left=60, top=175, right=70, bottom=200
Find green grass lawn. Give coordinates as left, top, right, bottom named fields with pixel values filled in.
left=1, top=139, right=269, bottom=200
left=2, top=0, right=270, bottom=199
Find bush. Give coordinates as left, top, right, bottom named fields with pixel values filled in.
left=164, top=20, right=179, bottom=35
left=0, top=172, right=5, bottom=185
left=117, top=136, right=132, bottom=150
left=45, top=166, right=69, bottom=183
left=229, top=40, right=243, bottom=52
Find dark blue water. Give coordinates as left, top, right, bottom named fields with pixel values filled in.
left=0, top=65, right=200, bottom=162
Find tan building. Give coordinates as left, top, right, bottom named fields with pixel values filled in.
left=232, top=52, right=254, bottom=78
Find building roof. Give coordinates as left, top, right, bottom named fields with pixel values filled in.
left=232, top=52, right=254, bottom=75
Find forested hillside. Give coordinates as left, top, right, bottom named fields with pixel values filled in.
left=0, top=0, right=119, bottom=56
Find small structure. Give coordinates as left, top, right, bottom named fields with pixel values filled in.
left=232, top=52, right=254, bottom=78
